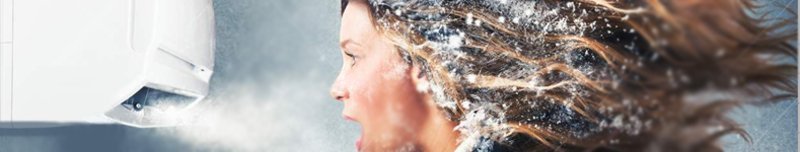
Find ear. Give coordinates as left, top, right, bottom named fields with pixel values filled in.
left=409, top=64, right=430, bottom=93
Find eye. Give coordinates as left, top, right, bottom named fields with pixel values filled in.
left=344, top=51, right=357, bottom=67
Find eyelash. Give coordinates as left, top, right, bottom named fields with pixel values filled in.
left=344, top=51, right=357, bottom=66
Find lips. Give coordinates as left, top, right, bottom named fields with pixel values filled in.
left=344, top=115, right=356, bottom=121
left=344, top=115, right=363, bottom=151
left=356, top=134, right=363, bottom=151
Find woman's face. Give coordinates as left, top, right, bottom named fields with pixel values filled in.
left=331, top=1, right=433, bottom=151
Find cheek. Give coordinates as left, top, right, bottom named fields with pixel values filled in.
left=354, top=58, right=429, bottom=133
left=349, top=62, right=391, bottom=118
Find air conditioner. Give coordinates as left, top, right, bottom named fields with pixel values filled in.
left=0, top=0, right=215, bottom=128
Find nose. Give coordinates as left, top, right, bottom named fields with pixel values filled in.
left=330, top=78, right=349, bottom=102
left=330, top=87, right=348, bottom=101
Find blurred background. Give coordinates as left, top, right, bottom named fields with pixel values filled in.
left=0, top=0, right=796, bottom=151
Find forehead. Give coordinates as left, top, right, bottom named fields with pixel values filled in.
left=340, top=1, right=377, bottom=43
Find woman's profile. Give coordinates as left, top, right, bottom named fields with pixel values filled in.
left=331, top=0, right=797, bottom=151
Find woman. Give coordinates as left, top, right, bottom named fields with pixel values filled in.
left=331, top=0, right=797, bottom=151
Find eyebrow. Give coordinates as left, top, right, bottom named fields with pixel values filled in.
left=339, top=39, right=360, bottom=51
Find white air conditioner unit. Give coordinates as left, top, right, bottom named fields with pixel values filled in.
left=0, top=0, right=215, bottom=128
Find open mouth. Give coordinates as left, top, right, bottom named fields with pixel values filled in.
left=356, top=133, right=363, bottom=151
left=344, top=115, right=363, bottom=151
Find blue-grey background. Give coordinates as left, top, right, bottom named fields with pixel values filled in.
left=0, top=0, right=796, bottom=151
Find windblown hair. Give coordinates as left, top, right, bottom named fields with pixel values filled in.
left=344, top=0, right=797, bottom=151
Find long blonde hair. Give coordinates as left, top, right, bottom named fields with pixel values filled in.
left=345, top=0, right=797, bottom=151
